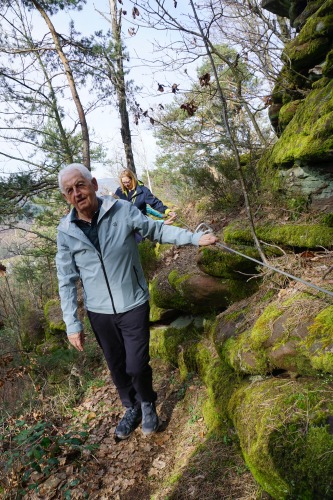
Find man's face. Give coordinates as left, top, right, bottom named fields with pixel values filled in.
left=61, top=170, right=98, bottom=218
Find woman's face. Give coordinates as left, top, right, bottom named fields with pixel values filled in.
left=121, top=176, right=132, bottom=189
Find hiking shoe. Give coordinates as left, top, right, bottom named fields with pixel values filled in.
left=114, top=406, right=142, bottom=440
left=141, top=402, right=159, bottom=435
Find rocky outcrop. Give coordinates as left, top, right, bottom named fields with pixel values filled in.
left=262, top=0, right=333, bottom=203
left=148, top=224, right=333, bottom=498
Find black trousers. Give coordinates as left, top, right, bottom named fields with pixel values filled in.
left=87, top=301, right=157, bottom=408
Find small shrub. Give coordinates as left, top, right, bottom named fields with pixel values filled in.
left=1, top=417, right=98, bottom=497
left=322, top=213, right=333, bottom=227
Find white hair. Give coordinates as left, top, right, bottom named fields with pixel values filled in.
left=58, top=163, right=93, bottom=193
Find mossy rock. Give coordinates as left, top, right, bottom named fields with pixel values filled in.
left=263, top=79, right=333, bottom=168
left=150, top=274, right=189, bottom=312
left=196, top=245, right=261, bottom=280
left=293, top=0, right=325, bottom=30
left=44, top=299, right=66, bottom=340
left=212, top=299, right=250, bottom=354
left=221, top=292, right=326, bottom=376
left=195, top=339, right=239, bottom=431
left=278, top=99, right=303, bottom=131
left=224, top=222, right=333, bottom=249
left=228, top=377, right=333, bottom=499
left=150, top=315, right=204, bottom=365
left=304, top=305, right=333, bottom=372
left=169, top=269, right=259, bottom=313
left=149, top=299, right=179, bottom=323
left=271, top=66, right=307, bottom=106
left=323, top=47, right=333, bottom=76
left=151, top=268, right=258, bottom=315
left=138, top=239, right=161, bottom=280
left=150, top=317, right=239, bottom=432
left=283, top=12, right=333, bottom=71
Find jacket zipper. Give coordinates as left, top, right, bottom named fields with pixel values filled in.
left=98, top=254, right=117, bottom=313
left=133, top=265, right=145, bottom=292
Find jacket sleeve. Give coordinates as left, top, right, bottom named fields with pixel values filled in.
left=146, top=205, right=164, bottom=218
left=143, top=186, right=169, bottom=214
left=55, top=232, right=83, bottom=335
left=114, top=187, right=122, bottom=198
left=128, top=203, right=202, bottom=246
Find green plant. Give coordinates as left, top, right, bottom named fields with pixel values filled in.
left=322, top=213, right=333, bottom=227
left=1, top=418, right=98, bottom=497
left=188, top=404, right=201, bottom=424
left=286, top=196, right=309, bottom=220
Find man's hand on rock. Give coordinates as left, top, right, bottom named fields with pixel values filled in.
left=198, top=233, right=218, bottom=246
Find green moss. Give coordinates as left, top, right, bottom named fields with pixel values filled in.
left=150, top=320, right=202, bottom=365
left=251, top=305, right=282, bottom=348
left=223, top=334, right=269, bottom=375
left=283, top=12, right=333, bottom=70
left=271, top=66, right=304, bottom=105
left=304, top=306, right=333, bottom=373
left=197, top=246, right=261, bottom=279
left=224, top=222, right=333, bottom=249
left=195, top=341, right=239, bottom=431
left=221, top=293, right=318, bottom=376
left=321, top=213, right=333, bottom=226
left=263, top=79, right=333, bottom=167
left=229, top=378, right=333, bottom=499
left=310, top=353, right=333, bottom=373
left=177, top=342, right=199, bottom=380
left=44, top=299, right=66, bottom=339
left=323, top=47, right=333, bottom=76
left=260, top=290, right=277, bottom=302
left=278, top=100, right=303, bottom=131
left=138, top=239, right=160, bottom=280
left=307, top=305, right=333, bottom=346
left=168, top=269, right=191, bottom=289
left=150, top=275, right=188, bottom=311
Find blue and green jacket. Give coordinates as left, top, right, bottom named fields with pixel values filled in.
left=115, top=181, right=170, bottom=216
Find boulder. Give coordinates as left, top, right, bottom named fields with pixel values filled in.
left=229, top=377, right=333, bottom=499
left=150, top=269, right=258, bottom=315
left=219, top=291, right=333, bottom=376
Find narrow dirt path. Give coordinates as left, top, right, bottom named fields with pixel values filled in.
left=24, top=359, right=260, bottom=500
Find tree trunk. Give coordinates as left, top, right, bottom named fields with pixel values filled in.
left=30, top=0, right=91, bottom=170
left=109, top=0, right=136, bottom=173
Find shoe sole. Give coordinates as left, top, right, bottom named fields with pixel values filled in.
left=114, top=432, right=132, bottom=441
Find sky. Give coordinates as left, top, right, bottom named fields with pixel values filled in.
left=0, top=1, right=200, bottom=184
left=53, top=1, right=199, bottom=180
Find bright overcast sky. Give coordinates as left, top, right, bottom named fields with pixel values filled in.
left=0, top=1, right=200, bottom=181
left=54, top=1, right=198, bottom=179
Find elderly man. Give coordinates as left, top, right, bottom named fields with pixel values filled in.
left=56, top=163, right=217, bottom=440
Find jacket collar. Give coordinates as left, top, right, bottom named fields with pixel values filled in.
left=58, top=196, right=118, bottom=235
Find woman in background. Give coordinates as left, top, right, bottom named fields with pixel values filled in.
left=115, top=169, right=177, bottom=222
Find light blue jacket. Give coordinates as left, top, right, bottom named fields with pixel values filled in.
left=56, top=196, right=202, bottom=335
